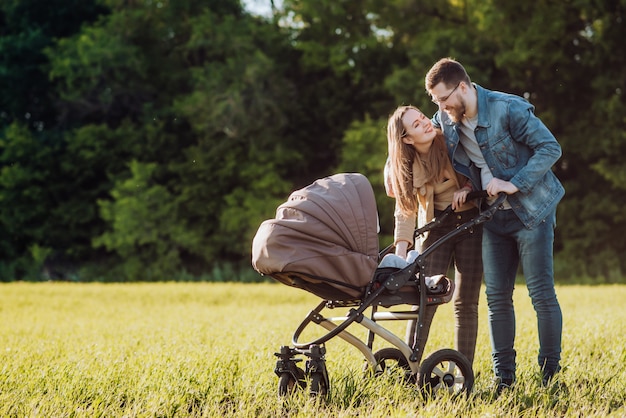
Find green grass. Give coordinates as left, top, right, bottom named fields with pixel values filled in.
left=0, top=282, right=625, bottom=417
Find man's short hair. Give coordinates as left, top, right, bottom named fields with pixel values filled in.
left=425, top=58, right=471, bottom=91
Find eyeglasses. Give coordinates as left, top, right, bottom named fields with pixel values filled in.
left=431, top=82, right=461, bottom=105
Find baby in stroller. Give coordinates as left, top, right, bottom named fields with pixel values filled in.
left=252, top=172, right=505, bottom=397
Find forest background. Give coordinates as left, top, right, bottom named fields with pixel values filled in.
left=0, top=0, right=624, bottom=283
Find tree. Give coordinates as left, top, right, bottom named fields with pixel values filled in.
left=336, top=115, right=393, bottom=246
left=0, top=0, right=107, bottom=130
left=275, top=0, right=399, bottom=179
left=44, top=0, right=303, bottom=279
left=1, top=0, right=624, bottom=281
left=0, top=0, right=108, bottom=279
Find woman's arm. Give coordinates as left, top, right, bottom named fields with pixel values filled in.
left=394, top=240, right=410, bottom=259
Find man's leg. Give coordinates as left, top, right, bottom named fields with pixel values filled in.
left=516, top=208, right=562, bottom=379
left=483, top=210, right=520, bottom=382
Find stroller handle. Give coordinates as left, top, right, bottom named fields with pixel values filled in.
left=416, top=191, right=506, bottom=260
left=466, top=190, right=489, bottom=200
left=413, top=190, right=502, bottom=238
left=379, top=190, right=504, bottom=259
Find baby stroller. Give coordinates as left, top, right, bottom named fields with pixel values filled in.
left=252, top=173, right=505, bottom=398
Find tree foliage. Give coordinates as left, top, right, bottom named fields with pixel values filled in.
left=0, top=0, right=624, bottom=281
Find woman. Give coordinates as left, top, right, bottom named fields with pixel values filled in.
left=385, top=105, right=482, bottom=366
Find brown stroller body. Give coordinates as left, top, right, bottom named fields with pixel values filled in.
left=252, top=173, right=505, bottom=397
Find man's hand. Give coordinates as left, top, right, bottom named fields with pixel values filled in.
left=486, top=178, right=519, bottom=196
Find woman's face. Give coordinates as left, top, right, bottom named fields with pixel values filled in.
left=401, top=108, right=436, bottom=152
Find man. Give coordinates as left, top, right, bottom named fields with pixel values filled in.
left=425, top=58, right=564, bottom=394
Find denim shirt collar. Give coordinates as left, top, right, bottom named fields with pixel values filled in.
left=474, top=83, right=491, bottom=129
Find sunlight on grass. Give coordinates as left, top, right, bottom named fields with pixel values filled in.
left=0, top=282, right=624, bottom=416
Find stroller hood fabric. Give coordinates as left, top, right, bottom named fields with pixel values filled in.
left=252, top=173, right=379, bottom=297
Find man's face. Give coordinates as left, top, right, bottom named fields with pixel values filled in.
left=430, top=81, right=465, bottom=123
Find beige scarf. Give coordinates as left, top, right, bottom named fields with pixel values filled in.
left=412, top=158, right=474, bottom=245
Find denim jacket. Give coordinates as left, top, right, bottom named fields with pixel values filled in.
left=431, top=84, right=565, bottom=229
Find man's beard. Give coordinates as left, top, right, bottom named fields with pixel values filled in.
left=446, top=100, right=466, bottom=123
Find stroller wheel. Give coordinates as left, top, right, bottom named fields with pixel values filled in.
left=418, top=349, right=473, bottom=397
left=370, top=347, right=413, bottom=381
left=278, top=368, right=306, bottom=396
left=309, top=372, right=328, bottom=397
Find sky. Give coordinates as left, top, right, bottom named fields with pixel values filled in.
left=242, top=0, right=281, bottom=17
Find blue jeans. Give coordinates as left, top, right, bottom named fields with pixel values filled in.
left=483, top=208, right=562, bottom=380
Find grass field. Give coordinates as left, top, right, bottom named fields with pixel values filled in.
left=0, top=282, right=625, bottom=417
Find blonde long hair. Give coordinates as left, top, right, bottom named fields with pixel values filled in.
left=387, top=105, right=450, bottom=216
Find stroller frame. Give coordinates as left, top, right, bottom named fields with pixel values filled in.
left=273, top=191, right=507, bottom=397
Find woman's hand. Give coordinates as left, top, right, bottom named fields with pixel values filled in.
left=452, top=188, right=470, bottom=210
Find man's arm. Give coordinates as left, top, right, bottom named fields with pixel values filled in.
left=507, top=100, right=562, bottom=194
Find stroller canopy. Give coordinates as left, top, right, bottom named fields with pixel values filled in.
left=252, top=173, right=379, bottom=295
